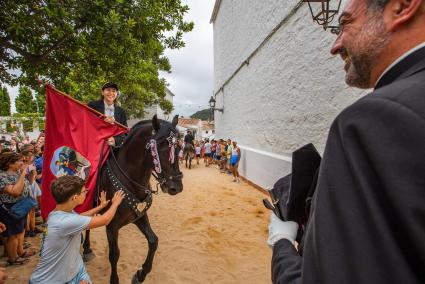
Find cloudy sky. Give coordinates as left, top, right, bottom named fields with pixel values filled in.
left=7, top=0, right=216, bottom=117
left=161, top=0, right=216, bottom=117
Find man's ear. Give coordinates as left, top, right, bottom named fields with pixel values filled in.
left=385, top=0, right=423, bottom=31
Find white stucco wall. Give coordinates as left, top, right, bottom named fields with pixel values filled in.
left=212, top=0, right=369, bottom=188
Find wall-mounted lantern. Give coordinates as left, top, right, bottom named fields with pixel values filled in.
left=209, top=96, right=223, bottom=113
left=303, top=0, right=342, bottom=34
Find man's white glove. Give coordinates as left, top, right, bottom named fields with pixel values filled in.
left=267, top=212, right=299, bottom=248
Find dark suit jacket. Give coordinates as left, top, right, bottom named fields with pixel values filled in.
left=87, top=99, right=128, bottom=146
left=272, top=46, right=425, bottom=284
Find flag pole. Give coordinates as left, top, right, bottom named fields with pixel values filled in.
left=40, top=82, right=129, bottom=130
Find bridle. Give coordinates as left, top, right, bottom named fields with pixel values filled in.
left=147, top=129, right=183, bottom=190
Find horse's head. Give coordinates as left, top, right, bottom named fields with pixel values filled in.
left=149, top=115, right=183, bottom=195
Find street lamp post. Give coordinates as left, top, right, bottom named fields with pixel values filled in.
left=209, top=96, right=223, bottom=121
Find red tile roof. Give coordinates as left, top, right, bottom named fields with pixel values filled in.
left=178, top=118, right=201, bottom=127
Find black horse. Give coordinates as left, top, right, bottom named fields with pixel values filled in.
left=183, top=143, right=195, bottom=169
left=83, top=115, right=183, bottom=284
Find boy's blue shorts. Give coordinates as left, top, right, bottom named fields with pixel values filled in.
left=65, top=264, right=92, bottom=284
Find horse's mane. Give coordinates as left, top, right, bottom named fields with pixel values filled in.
left=120, top=120, right=152, bottom=147
left=122, top=118, right=174, bottom=148
left=130, top=119, right=152, bottom=132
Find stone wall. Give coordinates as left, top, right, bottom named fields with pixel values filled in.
left=212, top=0, right=369, bottom=188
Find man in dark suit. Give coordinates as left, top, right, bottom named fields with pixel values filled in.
left=87, top=82, right=128, bottom=147
left=268, top=0, right=425, bottom=283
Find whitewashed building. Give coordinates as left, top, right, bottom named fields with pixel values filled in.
left=177, top=118, right=202, bottom=139
left=128, top=88, right=175, bottom=127
left=211, top=0, right=368, bottom=189
left=201, top=121, right=215, bottom=140
left=143, top=88, right=175, bottom=120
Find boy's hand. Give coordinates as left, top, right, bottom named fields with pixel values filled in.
left=111, top=190, right=125, bottom=206
left=99, top=191, right=110, bottom=208
left=0, top=222, right=6, bottom=233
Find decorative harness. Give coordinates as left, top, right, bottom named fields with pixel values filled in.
left=105, top=130, right=181, bottom=220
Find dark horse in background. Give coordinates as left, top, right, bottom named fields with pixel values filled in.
left=183, top=143, right=195, bottom=169
left=83, top=115, right=183, bottom=284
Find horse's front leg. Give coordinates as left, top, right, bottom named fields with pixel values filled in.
left=132, top=214, right=158, bottom=283
left=82, top=229, right=95, bottom=262
left=107, top=222, right=121, bottom=284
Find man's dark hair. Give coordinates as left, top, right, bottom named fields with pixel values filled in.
left=367, top=0, right=390, bottom=11
left=51, top=175, right=85, bottom=204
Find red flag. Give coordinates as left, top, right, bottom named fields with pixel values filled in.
left=41, top=85, right=128, bottom=219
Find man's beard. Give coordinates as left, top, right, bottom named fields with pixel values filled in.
left=345, top=15, right=390, bottom=89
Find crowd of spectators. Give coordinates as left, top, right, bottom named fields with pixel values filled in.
left=179, top=134, right=241, bottom=183
left=0, top=132, right=45, bottom=271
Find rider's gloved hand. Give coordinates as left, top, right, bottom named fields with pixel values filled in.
left=267, top=212, right=298, bottom=248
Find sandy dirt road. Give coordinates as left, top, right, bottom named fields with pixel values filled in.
left=5, top=163, right=271, bottom=283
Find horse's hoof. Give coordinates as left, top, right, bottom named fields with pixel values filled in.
left=131, top=272, right=142, bottom=284
left=83, top=252, right=96, bottom=262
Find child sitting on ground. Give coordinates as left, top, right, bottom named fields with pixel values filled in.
left=30, top=175, right=124, bottom=284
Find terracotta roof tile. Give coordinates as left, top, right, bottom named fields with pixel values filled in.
left=178, top=118, right=201, bottom=127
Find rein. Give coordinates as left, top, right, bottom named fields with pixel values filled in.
left=108, top=144, right=157, bottom=194
left=106, top=145, right=153, bottom=220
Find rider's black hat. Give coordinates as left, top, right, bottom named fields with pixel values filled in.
left=102, top=82, right=119, bottom=91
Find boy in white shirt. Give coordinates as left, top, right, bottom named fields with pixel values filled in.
left=30, top=175, right=124, bottom=284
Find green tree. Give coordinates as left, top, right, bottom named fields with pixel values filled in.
left=0, top=1, right=193, bottom=117
left=35, top=86, right=46, bottom=114
left=159, top=99, right=174, bottom=115
left=15, top=86, right=37, bottom=114
left=0, top=86, right=11, bottom=116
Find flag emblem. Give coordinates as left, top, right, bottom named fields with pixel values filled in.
left=50, top=146, right=91, bottom=180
